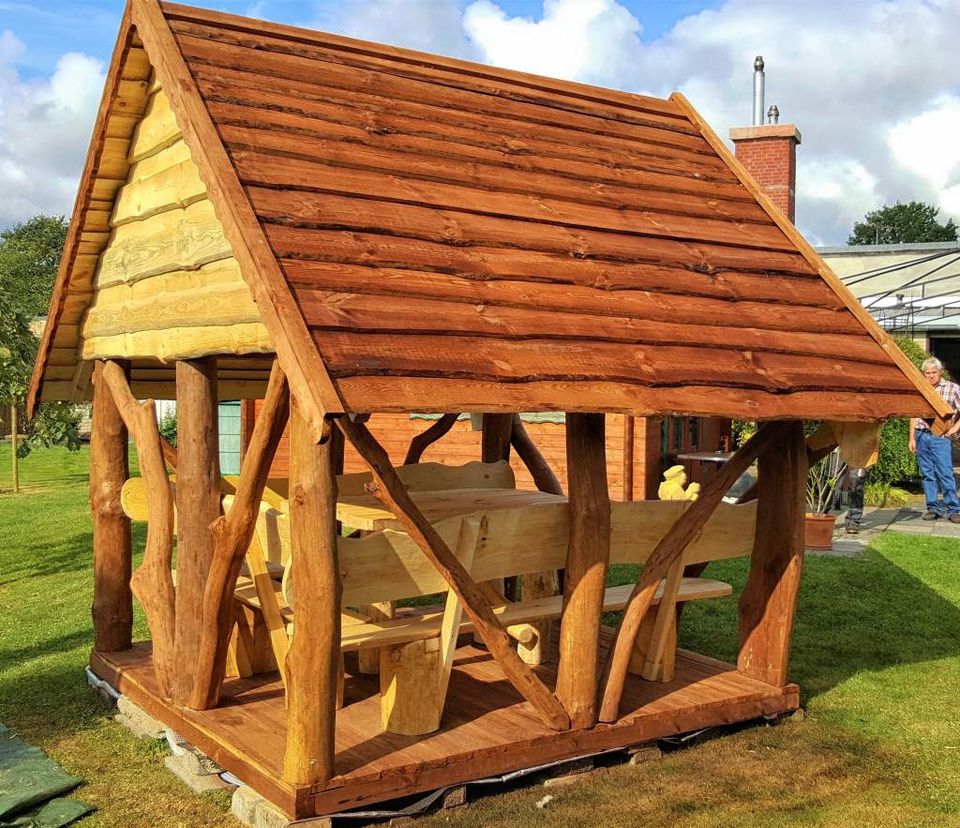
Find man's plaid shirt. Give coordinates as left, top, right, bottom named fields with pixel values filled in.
left=916, top=378, right=960, bottom=431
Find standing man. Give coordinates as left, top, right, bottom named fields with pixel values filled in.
left=909, top=357, right=960, bottom=522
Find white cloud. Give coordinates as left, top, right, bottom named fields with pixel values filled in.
left=0, top=39, right=103, bottom=228
left=462, top=0, right=641, bottom=86
left=888, top=95, right=960, bottom=218
left=315, top=0, right=473, bottom=58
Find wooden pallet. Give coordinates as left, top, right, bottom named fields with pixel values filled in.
left=92, top=639, right=798, bottom=819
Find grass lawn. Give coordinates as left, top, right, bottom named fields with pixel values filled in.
left=3, top=443, right=960, bottom=826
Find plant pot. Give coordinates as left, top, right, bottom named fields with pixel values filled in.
left=804, top=513, right=837, bottom=550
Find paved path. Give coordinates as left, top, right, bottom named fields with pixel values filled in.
left=813, top=506, right=960, bottom=557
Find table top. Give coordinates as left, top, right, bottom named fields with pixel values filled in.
left=336, top=487, right=567, bottom=531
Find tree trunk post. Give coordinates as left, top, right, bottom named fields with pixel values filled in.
left=622, top=415, right=635, bottom=501
left=283, top=404, right=341, bottom=785
left=738, top=421, right=807, bottom=686
left=556, top=412, right=610, bottom=729
left=90, top=361, right=132, bottom=652
left=173, top=357, right=220, bottom=705
left=481, top=413, right=513, bottom=463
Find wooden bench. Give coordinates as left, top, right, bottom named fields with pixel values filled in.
left=238, top=497, right=756, bottom=735
left=121, top=459, right=518, bottom=680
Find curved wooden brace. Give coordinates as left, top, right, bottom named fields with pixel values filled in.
left=598, top=422, right=784, bottom=723
left=510, top=414, right=564, bottom=496
left=100, top=359, right=176, bottom=696
left=404, top=413, right=459, bottom=465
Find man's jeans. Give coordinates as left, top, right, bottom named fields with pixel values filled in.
left=916, top=429, right=959, bottom=516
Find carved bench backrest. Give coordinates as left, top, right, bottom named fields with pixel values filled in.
left=277, top=500, right=758, bottom=609
left=336, top=460, right=515, bottom=497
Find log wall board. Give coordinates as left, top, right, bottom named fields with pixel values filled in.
left=29, top=0, right=948, bottom=426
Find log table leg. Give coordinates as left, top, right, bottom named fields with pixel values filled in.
left=283, top=406, right=341, bottom=786
left=511, top=414, right=562, bottom=664
left=556, top=412, right=610, bottom=729
left=90, top=360, right=133, bottom=653
left=358, top=602, right=395, bottom=674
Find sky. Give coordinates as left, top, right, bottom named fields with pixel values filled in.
left=0, top=0, right=958, bottom=246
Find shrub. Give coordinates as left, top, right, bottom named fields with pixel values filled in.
left=868, top=335, right=934, bottom=485
left=864, top=481, right=913, bottom=508
left=157, top=411, right=177, bottom=447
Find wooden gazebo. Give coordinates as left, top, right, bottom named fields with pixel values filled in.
left=31, top=0, right=950, bottom=819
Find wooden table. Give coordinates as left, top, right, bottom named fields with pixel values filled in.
left=336, top=488, right=567, bottom=531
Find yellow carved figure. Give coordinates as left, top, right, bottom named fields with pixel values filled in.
left=658, top=464, right=700, bottom=501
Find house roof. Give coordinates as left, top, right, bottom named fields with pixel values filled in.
left=29, top=0, right=951, bottom=427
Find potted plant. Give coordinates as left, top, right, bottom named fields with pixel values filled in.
left=805, top=448, right=847, bottom=549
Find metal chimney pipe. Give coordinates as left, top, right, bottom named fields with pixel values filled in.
left=752, top=55, right=765, bottom=126
left=767, top=104, right=779, bottom=124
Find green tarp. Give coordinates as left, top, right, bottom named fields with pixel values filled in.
left=0, top=725, right=90, bottom=828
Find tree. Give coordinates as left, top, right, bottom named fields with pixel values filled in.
left=848, top=201, right=958, bottom=245
left=0, top=214, right=80, bottom=490
left=0, top=216, right=69, bottom=316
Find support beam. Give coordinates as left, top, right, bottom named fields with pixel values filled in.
left=338, top=416, right=570, bottom=732
left=100, top=360, right=176, bottom=696
left=598, top=423, right=783, bottom=723
left=283, top=405, right=341, bottom=785
left=188, top=362, right=289, bottom=710
left=556, top=413, right=610, bottom=729
left=404, top=413, right=459, bottom=466
left=738, top=421, right=807, bottom=686
left=173, top=357, right=221, bottom=705
left=90, top=360, right=132, bottom=653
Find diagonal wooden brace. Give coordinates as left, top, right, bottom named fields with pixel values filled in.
left=338, top=416, right=571, bottom=731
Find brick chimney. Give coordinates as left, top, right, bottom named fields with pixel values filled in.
left=728, top=57, right=801, bottom=223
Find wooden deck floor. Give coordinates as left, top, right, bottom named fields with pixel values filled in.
left=92, top=641, right=799, bottom=818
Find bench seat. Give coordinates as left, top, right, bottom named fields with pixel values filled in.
left=235, top=576, right=732, bottom=652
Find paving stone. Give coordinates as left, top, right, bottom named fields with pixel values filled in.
left=231, top=785, right=261, bottom=826
left=114, top=695, right=165, bottom=740
left=440, top=784, right=468, bottom=809
left=259, top=801, right=332, bottom=828
left=888, top=524, right=934, bottom=534
left=164, top=754, right=235, bottom=794
left=542, top=757, right=594, bottom=788
left=628, top=744, right=663, bottom=765
left=231, top=784, right=332, bottom=828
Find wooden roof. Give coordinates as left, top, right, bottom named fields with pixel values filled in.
left=30, top=0, right=951, bottom=425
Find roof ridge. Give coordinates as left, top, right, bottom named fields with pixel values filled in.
left=159, top=1, right=683, bottom=124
